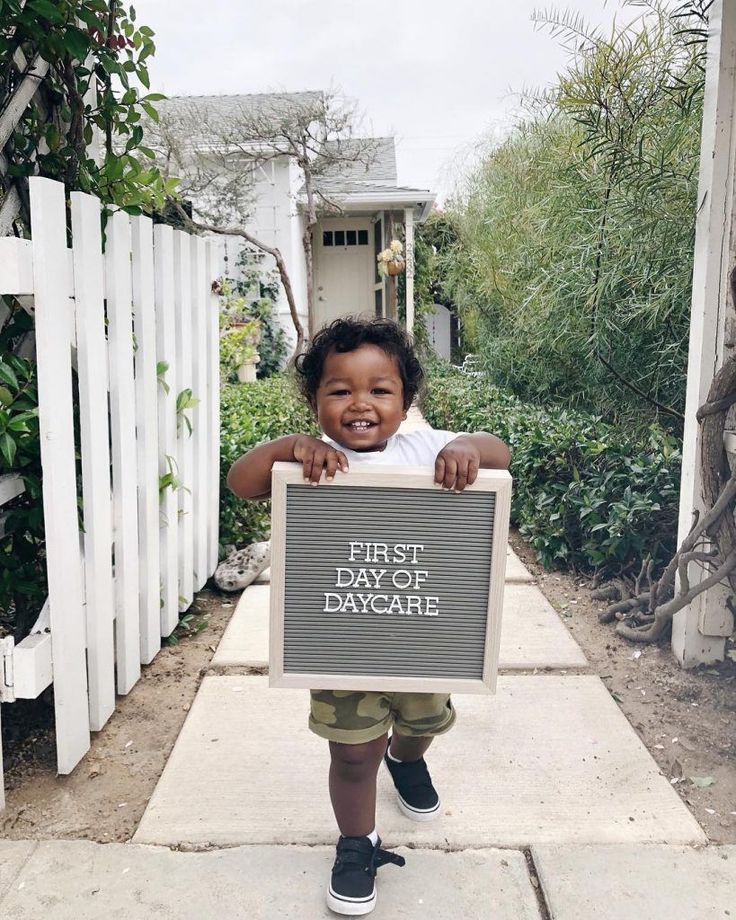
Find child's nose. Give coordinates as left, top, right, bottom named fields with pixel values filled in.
left=349, top=393, right=372, bottom=411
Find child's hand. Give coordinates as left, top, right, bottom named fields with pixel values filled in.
left=435, top=438, right=481, bottom=491
left=293, top=435, right=349, bottom=485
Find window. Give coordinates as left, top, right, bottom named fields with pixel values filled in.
left=323, top=227, right=370, bottom=249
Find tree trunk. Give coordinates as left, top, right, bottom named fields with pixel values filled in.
left=302, top=223, right=315, bottom=339
left=301, top=151, right=318, bottom=341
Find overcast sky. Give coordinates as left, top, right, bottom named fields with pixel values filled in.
left=136, top=0, right=627, bottom=201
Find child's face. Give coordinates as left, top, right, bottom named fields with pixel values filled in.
left=314, top=344, right=406, bottom=452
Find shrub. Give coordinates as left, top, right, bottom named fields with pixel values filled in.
left=219, top=375, right=318, bottom=551
left=421, top=365, right=681, bottom=576
left=440, top=4, right=705, bottom=430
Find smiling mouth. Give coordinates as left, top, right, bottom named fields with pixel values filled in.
left=345, top=420, right=377, bottom=432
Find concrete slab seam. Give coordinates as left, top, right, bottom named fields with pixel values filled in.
left=0, top=841, right=39, bottom=909
left=524, top=847, right=552, bottom=920
left=125, top=838, right=540, bottom=855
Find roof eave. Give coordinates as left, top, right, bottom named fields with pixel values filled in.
left=300, top=190, right=436, bottom=221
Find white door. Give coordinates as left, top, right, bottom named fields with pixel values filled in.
left=315, top=218, right=374, bottom=330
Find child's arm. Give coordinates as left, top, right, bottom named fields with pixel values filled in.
left=435, top=432, right=510, bottom=492
left=227, top=434, right=349, bottom=499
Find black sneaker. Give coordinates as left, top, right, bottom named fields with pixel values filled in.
left=384, top=741, right=441, bottom=822
left=326, top=834, right=405, bottom=916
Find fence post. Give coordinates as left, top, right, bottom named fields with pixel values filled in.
left=174, top=229, right=194, bottom=610
left=191, top=234, right=209, bottom=589
left=29, top=176, right=90, bottom=773
left=70, top=190, right=116, bottom=731
left=132, top=215, right=162, bottom=663
left=154, top=224, right=180, bottom=636
left=106, top=209, right=141, bottom=693
left=206, top=241, right=222, bottom=574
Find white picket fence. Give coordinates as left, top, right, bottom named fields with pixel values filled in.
left=0, top=177, right=223, bottom=807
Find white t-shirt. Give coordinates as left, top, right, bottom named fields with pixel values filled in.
left=323, top=428, right=460, bottom=467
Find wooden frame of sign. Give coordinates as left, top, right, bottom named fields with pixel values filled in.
left=269, top=462, right=512, bottom=694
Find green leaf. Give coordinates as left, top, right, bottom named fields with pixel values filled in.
left=0, top=364, right=18, bottom=389
left=28, top=0, right=65, bottom=23
left=45, top=123, right=60, bottom=151
left=0, top=386, right=12, bottom=407
left=63, top=26, right=91, bottom=61
left=0, top=433, right=17, bottom=467
left=140, top=101, right=159, bottom=123
left=690, top=776, right=715, bottom=788
left=76, top=7, right=103, bottom=29
left=7, top=417, right=30, bottom=433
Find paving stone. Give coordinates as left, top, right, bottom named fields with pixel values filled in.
left=505, top=546, right=534, bottom=583
left=500, top=583, right=587, bottom=669
left=532, top=844, right=736, bottom=920
left=213, top=579, right=586, bottom=670
left=213, top=583, right=271, bottom=666
left=0, top=840, right=36, bottom=904
left=1, top=839, right=541, bottom=920
left=134, top=674, right=704, bottom=849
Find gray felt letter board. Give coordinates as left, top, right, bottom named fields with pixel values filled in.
left=269, top=463, right=511, bottom=693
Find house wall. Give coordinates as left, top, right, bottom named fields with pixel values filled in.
left=220, top=156, right=309, bottom=354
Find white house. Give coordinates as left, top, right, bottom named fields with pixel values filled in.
left=156, top=92, right=436, bottom=348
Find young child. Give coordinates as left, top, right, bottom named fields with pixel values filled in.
left=227, top=317, right=510, bottom=915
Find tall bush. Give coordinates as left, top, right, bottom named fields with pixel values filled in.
left=219, top=376, right=318, bottom=550
left=442, top=2, right=707, bottom=429
left=422, top=364, right=681, bottom=576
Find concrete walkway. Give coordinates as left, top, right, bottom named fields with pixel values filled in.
left=2, top=411, right=735, bottom=918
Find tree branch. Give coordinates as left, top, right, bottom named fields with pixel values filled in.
left=172, top=204, right=305, bottom=359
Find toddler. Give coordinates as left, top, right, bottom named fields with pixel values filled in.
left=227, top=317, right=510, bottom=915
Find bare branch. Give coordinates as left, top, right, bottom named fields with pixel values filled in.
left=172, top=203, right=304, bottom=358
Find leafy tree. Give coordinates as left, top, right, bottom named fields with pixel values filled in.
left=442, top=0, right=708, bottom=430
left=1, top=0, right=175, bottom=228
left=145, top=90, right=379, bottom=355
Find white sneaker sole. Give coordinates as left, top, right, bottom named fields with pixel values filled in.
left=396, top=791, right=441, bottom=822
left=326, top=884, right=377, bottom=916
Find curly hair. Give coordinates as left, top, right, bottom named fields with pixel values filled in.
left=295, top=317, right=424, bottom=410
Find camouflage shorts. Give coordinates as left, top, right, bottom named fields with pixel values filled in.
left=309, top=690, right=456, bottom=744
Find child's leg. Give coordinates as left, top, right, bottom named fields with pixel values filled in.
left=328, top=734, right=388, bottom=837
left=388, top=733, right=433, bottom=762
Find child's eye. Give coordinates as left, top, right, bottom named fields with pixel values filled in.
left=372, top=388, right=390, bottom=395
left=329, top=389, right=350, bottom=396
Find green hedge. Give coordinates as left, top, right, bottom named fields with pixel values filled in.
left=421, top=365, right=681, bottom=575
left=219, top=376, right=318, bottom=551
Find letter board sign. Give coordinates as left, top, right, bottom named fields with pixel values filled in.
left=269, top=463, right=512, bottom=693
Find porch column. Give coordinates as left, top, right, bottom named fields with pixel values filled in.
left=386, top=211, right=397, bottom=321
left=673, top=0, right=736, bottom=666
left=404, top=207, right=415, bottom=336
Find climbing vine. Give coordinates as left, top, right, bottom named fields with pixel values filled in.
left=1, top=0, right=171, bottom=638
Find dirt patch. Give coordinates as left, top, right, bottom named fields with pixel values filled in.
left=510, top=530, right=736, bottom=844
left=1, top=589, right=238, bottom=843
